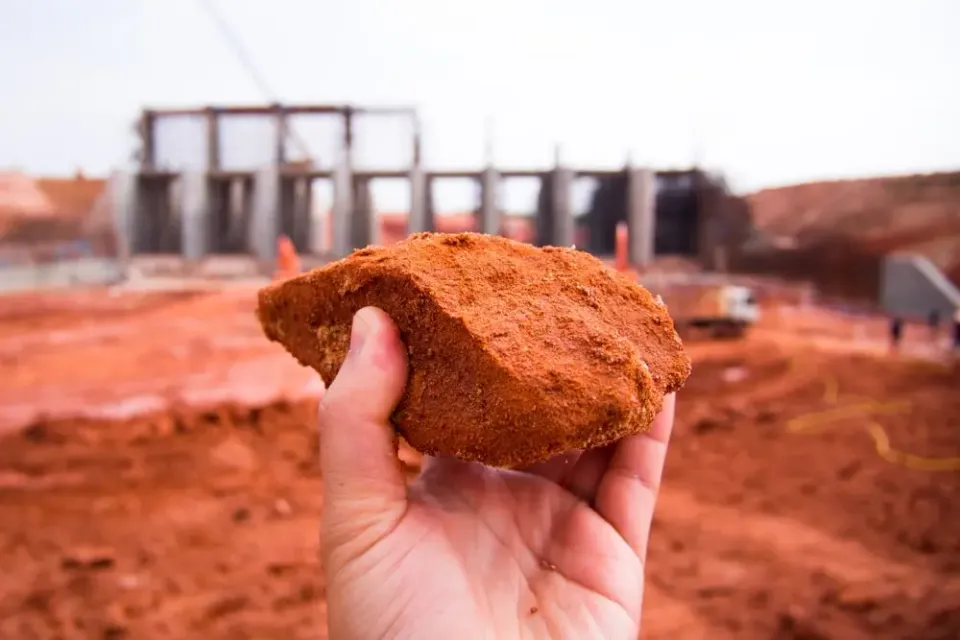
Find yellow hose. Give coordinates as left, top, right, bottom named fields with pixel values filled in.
left=782, top=358, right=960, bottom=472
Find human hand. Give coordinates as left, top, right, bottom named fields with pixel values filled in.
left=318, top=307, right=676, bottom=640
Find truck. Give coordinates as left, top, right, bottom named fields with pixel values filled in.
left=609, top=222, right=760, bottom=338
left=644, top=280, right=760, bottom=338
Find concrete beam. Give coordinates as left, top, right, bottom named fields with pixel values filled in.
left=626, top=167, right=656, bottom=267
left=478, top=167, right=501, bottom=235
left=250, top=165, right=280, bottom=265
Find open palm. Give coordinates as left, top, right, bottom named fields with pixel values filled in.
left=319, top=308, right=674, bottom=640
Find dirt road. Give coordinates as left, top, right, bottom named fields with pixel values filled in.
left=1, top=287, right=958, bottom=639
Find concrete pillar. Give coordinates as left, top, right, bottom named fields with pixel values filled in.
left=408, top=165, right=434, bottom=234
left=549, top=167, right=574, bottom=247
left=206, top=179, right=228, bottom=254
left=308, top=182, right=327, bottom=255
left=108, top=171, right=139, bottom=264
left=250, top=165, right=280, bottom=265
left=241, top=178, right=255, bottom=252
left=179, top=171, right=210, bottom=261
left=350, top=176, right=376, bottom=250
left=226, top=178, right=247, bottom=253
left=274, top=107, right=287, bottom=165
left=425, top=178, right=436, bottom=232
left=205, top=108, right=220, bottom=170
left=300, top=179, right=314, bottom=254
left=155, top=178, right=179, bottom=254
left=331, top=158, right=353, bottom=259
left=477, top=167, right=501, bottom=235
left=279, top=176, right=297, bottom=245
left=626, top=167, right=656, bottom=267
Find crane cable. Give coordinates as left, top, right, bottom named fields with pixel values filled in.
left=195, top=0, right=314, bottom=161
left=783, top=358, right=960, bottom=472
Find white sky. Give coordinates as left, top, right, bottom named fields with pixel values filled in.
left=1, top=0, right=957, bottom=211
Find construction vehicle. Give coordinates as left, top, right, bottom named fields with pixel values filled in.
left=612, top=222, right=760, bottom=338
left=648, top=280, right=759, bottom=338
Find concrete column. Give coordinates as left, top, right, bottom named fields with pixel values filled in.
left=626, top=167, right=656, bottom=267
left=206, top=180, right=228, bottom=254
left=226, top=178, right=247, bottom=253
left=275, top=107, right=287, bottom=165
left=534, top=173, right=553, bottom=247
left=250, top=165, right=280, bottom=265
left=300, top=180, right=314, bottom=254
left=205, top=108, right=221, bottom=170
left=549, top=167, right=574, bottom=247
left=179, top=171, right=210, bottom=261
left=108, top=171, right=139, bottom=264
left=279, top=176, right=297, bottom=245
left=424, top=177, right=436, bottom=232
left=350, top=176, right=376, bottom=250
left=478, top=167, right=501, bottom=235
left=331, top=157, right=354, bottom=259
left=153, top=178, right=178, bottom=254
left=308, top=182, right=327, bottom=255
left=408, top=165, right=434, bottom=234
left=295, top=177, right=312, bottom=252
left=241, top=178, right=255, bottom=253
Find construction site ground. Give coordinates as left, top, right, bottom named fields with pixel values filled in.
left=1, top=284, right=959, bottom=639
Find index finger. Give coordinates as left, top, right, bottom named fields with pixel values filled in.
left=592, top=393, right=676, bottom=560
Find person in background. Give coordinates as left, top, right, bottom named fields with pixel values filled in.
left=889, top=316, right=904, bottom=353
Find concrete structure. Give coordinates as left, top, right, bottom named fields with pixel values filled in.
left=250, top=166, right=280, bottom=265
left=881, top=254, right=960, bottom=319
left=626, top=166, right=656, bottom=266
left=115, top=103, right=721, bottom=272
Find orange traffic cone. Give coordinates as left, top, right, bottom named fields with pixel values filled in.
left=273, top=235, right=302, bottom=281
left=614, top=221, right=637, bottom=280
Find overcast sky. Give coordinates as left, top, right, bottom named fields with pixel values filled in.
left=1, top=0, right=957, bottom=211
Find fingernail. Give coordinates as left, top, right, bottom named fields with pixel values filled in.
left=348, top=308, right=375, bottom=359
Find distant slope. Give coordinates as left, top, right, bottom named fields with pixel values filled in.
left=0, top=172, right=112, bottom=259
left=741, top=172, right=960, bottom=301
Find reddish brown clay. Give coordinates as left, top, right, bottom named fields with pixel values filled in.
left=256, top=232, right=691, bottom=468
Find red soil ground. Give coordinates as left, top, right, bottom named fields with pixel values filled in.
left=0, top=286, right=958, bottom=639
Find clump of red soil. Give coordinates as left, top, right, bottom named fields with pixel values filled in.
left=257, top=232, right=691, bottom=468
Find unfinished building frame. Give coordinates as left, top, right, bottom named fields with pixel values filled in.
left=113, top=102, right=729, bottom=272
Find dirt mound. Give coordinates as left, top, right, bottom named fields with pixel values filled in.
left=0, top=172, right=110, bottom=258
left=34, top=175, right=106, bottom=221
left=742, top=171, right=960, bottom=299
left=749, top=172, right=960, bottom=242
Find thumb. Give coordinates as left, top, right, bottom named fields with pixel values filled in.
left=318, top=306, right=409, bottom=551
